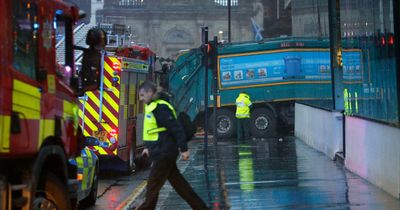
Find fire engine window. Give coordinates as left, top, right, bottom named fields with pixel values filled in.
left=12, top=1, right=38, bottom=80
left=55, top=16, right=74, bottom=85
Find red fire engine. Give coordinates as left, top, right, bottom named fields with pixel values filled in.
left=79, top=45, right=157, bottom=172
left=0, top=0, right=101, bottom=209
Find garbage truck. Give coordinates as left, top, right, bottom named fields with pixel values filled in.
left=168, top=37, right=364, bottom=138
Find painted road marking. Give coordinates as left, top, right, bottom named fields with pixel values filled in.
left=116, top=180, right=147, bottom=210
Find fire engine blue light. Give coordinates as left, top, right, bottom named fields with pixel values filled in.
left=112, top=77, right=119, bottom=82
left=33, top=23, right=39, bottom=29
left=55, top=10, right=64, bottom=15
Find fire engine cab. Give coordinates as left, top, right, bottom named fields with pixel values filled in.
left=0, top=0, right=102, bottom=209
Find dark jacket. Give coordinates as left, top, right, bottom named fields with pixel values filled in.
left=145, top=91, right=188, bottom=160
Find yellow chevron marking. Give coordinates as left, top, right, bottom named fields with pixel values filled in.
left=85, top=92, right=118, bottom=128
left=79, top=108, right=98, bottom=136
left=81, top=115, right=113, bottom=138
left=103, top=91, right=119, bottom=113
left=86, top=92, right=101, bottom=108
left=12, top=80, right=41, bottom=119
left=101, top=106, right=118, bottom=128
left=104, top=63, right=120, bottom=97
left=83, top=129, right=90, bottom=136
left=86, top=91, right=118, bottom=118
left=0, top=115, right=10, bottom=153
left=80, top=103, right=101, bottom=132
left=94, top=146, right=108, bottom=155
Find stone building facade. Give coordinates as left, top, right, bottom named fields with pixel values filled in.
left=96, top=0, right=264, bottom=58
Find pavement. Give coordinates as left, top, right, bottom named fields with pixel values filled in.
left=128, top=136, right=400, bottom=210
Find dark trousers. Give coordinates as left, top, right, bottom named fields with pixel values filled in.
left=137, top=157, right=209, bottom=210
left=237, top=118, right=250, bottom=141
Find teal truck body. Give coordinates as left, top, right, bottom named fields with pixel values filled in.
left=169, top=37, right=384, bottom=138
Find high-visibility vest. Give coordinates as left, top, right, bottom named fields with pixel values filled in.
left=235, top=93, right=252, bottom=119
left=143, top=99, right=177, bottom=142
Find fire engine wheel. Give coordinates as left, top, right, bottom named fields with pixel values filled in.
left=250, top=108, right=276, bottom=138
left=209, top=109, right=236, bottom=139
left=80, top=162, right=99, bottom=206
left=32, top=172, right=70, bottom=210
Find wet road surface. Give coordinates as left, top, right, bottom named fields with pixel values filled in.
left=82, top=136, right=400, bottom=209
left=129, top=137, right=400, bottom=210
left=80, top=169, right=149, bottom=210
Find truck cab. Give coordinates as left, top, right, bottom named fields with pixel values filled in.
left=0, top=0, right=101, bottom=209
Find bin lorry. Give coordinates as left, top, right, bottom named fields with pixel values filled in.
left=79, top=45, right=156, bottom=172
left=0, top=0, right=102, bottom=209
left=169, top=37, right=364, bottom=138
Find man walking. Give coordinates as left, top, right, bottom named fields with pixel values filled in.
left=136, top=81, right=208, bottom=210
left=235, top=91, right=252, bottom=141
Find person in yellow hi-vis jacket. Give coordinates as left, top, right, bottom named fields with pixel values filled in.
left=236, top=91, right=252, bottom=141
left=136, top=81, right=208, bottom=210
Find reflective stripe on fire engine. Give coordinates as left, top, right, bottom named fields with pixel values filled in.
left=104, top=91, right=119, bottom=113
left=80, top=101, right=113, bottom=133
left=78, top=107, right=98, bottom=136
left=79, top=57, right=121, bottom=157
left=104, top=57, right=120, bottom=97
left=12, top=80, right=41, bottom=119
left=0, top=115, right=11, bottom=153
left=63, top=100, right=79, bottom=135
left=86, top=91, right=118, bottom=126
left=38, top=119, right=55, bottom=149
left=63, top=100, right=76, bottom=121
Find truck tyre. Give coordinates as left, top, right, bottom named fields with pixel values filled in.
left=250, top=108, right=276, bottom=137
left=209, top=109, right=236, bottom=139
left=80, top=162, right=99, bottom=206
left=32, top=172, right=70, bottom=210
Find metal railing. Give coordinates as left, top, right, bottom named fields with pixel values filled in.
left=117, top=0, right=145, bottom=7
left=213, top=0, right=239, bottom=6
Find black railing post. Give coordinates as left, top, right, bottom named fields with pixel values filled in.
left=328, top=0, right=345, bottom=156
left=201, top=27, right=209, bottom=171
left=393, top=0, right=400, bottom=125
left=228, top=0, right=231, bottom=42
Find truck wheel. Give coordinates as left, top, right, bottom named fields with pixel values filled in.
left=32, top=172, right=70, bottom=210
left=80, top=163, right=99, bottom=206
left=209, top=109, right=236, bottom=139
left=250, top=108, right=276, bottom=137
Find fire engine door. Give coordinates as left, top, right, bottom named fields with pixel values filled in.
left=10, top=1, right=40, bottom=151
